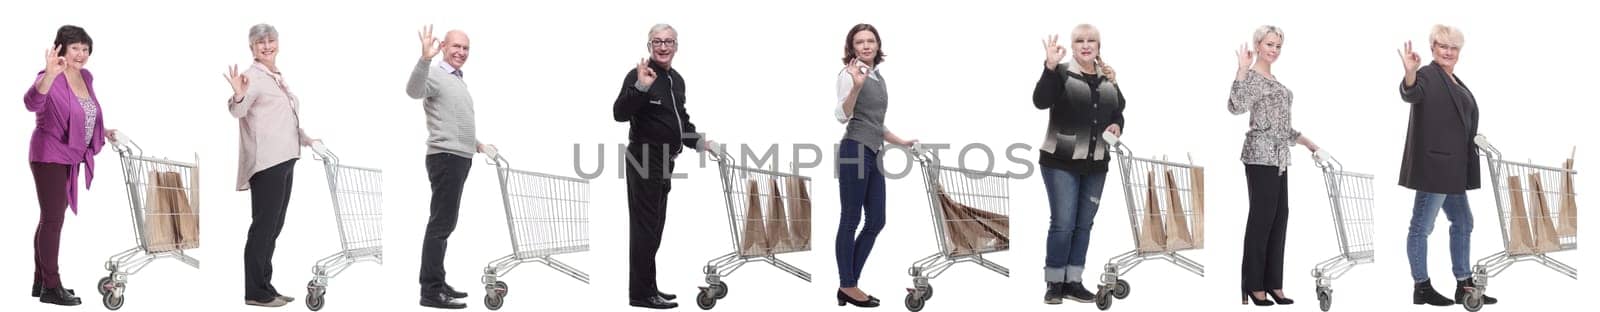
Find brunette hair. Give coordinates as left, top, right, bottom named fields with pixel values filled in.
left=841, top=23, right=884, bottom=65
left=53, top=25, right=93, bottom=56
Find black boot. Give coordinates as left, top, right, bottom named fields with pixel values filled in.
left=1043, top=282, right=1066, bottom=304
left=1454, top=279, right=1498, bottom=305
left=31, top=278, right=73, bottom=298
left=1413, top=280, right=1454, bottom=306
left=39, top=287, right=81, bottom=306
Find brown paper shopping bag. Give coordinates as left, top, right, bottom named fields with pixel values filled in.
left=764, top=179, right=791, bottom=252
left=1164, top=170, right=1195, bottom=250
left=1558, top=158, right=1578, bottom=236
left=1527, top=174, right=1562, bottom=252
left=1136, top=171, right=1167, bottom=252
left=739, top=179, right=768, bottom=256
left=937, top=189, right=975, bottom=256
left=784, top=177, right=812, bottom=250
left=160, top=172, right=201, bottom=250
left=1505, top=176, right=1535, bottom=255
left=1190, top=166, right=1206, bottom=248
left=966, top=201, right=1010, bottom=252
left=142, top=172, right=178, bottom=252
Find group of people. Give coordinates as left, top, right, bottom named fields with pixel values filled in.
left=20, top=21, right=1499, bottom=310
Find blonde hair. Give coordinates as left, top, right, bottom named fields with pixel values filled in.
left=1430, top=24, right=1464, bottom=47
left=1252, top=25, right=1283, bottom=44
left=1071, top=24, right=1100, bottom=43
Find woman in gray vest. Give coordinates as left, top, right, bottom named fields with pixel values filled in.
left=833, top=23, right=917, bottom=308
left=1030, top=24, right=1125, bottom=305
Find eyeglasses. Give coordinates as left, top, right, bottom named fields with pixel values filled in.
left=650, top=39, right=677, bottom=47
left=1433, top=42, right=1461, bottom=52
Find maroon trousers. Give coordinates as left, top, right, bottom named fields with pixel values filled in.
left=32, top=162, right=71, bottom=288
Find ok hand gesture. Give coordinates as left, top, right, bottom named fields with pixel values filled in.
left=1043, top=34, right=1066, bottom=71
left=636, top=57, right=658, bottom=90
left=224, top=64, right=250, bottom=101
left=45, top=45, right=67, bottom=77
left=419, top=24, right=442, bottom=60
left=1399, top=40, right=1422, bottom=74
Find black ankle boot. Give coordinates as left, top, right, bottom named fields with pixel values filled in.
left=31, top=279, right=73, bottom=298
left=39, top=287, right=81, bottom=306
left=1413, top=280, right=1454, bottom=306
left=1454, top=279, right=1498, bottom=305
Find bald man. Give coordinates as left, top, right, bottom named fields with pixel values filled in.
left=406, top=25, right=493, bottom=310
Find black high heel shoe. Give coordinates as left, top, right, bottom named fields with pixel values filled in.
left=837, top=290, right=881, bottom=307
left=1267, top=290, right=1295, bottom=305
left=1242, top=291, right=1274, bottom=306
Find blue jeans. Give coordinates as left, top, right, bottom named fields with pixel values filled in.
left=1406, top=191, right=1474, bottom=283
left=836, top=139, right=886, bottom=288
left=1041, top=167, right=1107, bottom=283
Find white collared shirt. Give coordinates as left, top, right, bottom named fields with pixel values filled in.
left=835, top=65, right=881, bottom=123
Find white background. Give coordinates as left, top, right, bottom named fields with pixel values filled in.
left=1, top=0, right=1594, bottom=311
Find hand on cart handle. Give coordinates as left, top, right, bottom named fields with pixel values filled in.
left=478, top=143, right=500, bottom=162
left=1473, top=134, right=1501, bottom=158
left=107, top=129, right=141, bottom=154
left=1313, top=148, right=1341, bottom=171
left=310, top=140, right=335, bottom=161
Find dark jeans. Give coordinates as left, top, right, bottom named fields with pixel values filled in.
left=835, top=139, right=885, bottom=288
left=420, top=153, right=472, bottom=296
left=1241, top=164, right=1289, bottom=292
left=32, top=162, right=71, bottom=289
left=244, top=158, right=297, bottom=301
left=626, top=144, right=675, bottom=300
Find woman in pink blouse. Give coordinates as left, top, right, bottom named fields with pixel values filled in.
left=224, top=23, right=319, bottom=308
left=25, top=25, right=118, bottom=307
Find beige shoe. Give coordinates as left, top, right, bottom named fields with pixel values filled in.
left=277, top=295, right=296, bottom=303
left=246, top=297, right=288, bottom=307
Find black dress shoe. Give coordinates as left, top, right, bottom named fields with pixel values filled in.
left=1267, top=290, right=1294, bottom=305
left=443, top=285, right=468, bottom=299
left=836, top=290, right=881, bottom=307
left=1243, top=291, right=1274, bottom=306
left=39, top=287, right=81, bottom=306
left=1454, top=279, right=1498, bottom=305
left=31, top=279, right=74, bottom=298
left=420, top=293, right=467, bottom=309
left=629, top=296, right=679, bottom=309
left=1413, top=280, right=1454, bottom=306
left=657, top=291, right=677, bottom=301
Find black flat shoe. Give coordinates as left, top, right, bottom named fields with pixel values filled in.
left=420, top=293, right=467, bottom=309
left=1454, top=279, right=1498, bottom=305
left=1413, top=280, right=1454, bottom=306
left=443, top=285, right=468, bottom=299
left=1243, top=291, right=1274, bottom=306
left=1267, top=290, right=1294, bottom=305
left=657, top=291, right=677, bottom=301
left=836, top=290, right=880, bottom=307
left=629, top=296, right=679, bottom=309
left=39, top=287, right=81, bottom=306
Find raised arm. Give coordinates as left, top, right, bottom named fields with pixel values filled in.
left=1398, top=41, right=1426, bottom=104
left=1228, top=44, right=1258, bottom=115
left=406, top=25, right=442, bottom=100
left=225, top=64, right=259, bottom=118
left=1033, top=35, right=1068, bottom=110
left=836, top=61, right=867, bottom=123
left=613, top=59, right=655, bottom=122
left=26, top=46, right=67, bottom=112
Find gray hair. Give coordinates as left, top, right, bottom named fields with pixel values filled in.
left=648, top=23, right=676, bottom=40
left=1430, top=24, right=1464, bottom=47
left=1252, top=25, right=1283, bottom=44
left=248, top=23, right=278, bottom=44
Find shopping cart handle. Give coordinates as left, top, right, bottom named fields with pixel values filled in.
left=310, top=141, right=336, bottom=162
left=1101, top=131, right=1120, bottom=147
left=1474, top=134, right=1491, bottom=149
left=108, top=131, right=141, bottom=155
left=1313, top=148, right=1339, bottom=170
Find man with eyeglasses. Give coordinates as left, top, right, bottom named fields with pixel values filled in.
left=1396, top=24, right=1496, bottom=307
left=612, top=23, right=718, bottom=310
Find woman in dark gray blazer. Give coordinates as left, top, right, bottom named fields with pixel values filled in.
left=1396, top=24, right=1497, bottom=307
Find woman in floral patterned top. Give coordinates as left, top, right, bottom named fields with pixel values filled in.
left=1227, top=25, right=1319, bottom=307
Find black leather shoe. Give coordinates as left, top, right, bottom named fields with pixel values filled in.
left=443, top=285, right=468, bottom=299
left=1267, top=290, right=1294, bottom=305
left=836, top=290, right=881, bottom=307
left=1413, top=280, right=1454, bottom=306
left=1454, top=279, right=1498, bottom=305
left=31, top=280, right=73, bottom=298
left=39, top=287, right=81, bottom=306
left=420, top=293, right=467, bottom=309
left=657, top=291, right=677, bottom=301
left=629, top=296, right=679, bottom=309
left=1244, top=291, right=1274, bottom=306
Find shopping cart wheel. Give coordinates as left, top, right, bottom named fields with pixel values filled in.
left=1316, top=287, right=1332, bottom=312
left=918, top=285, right=933, bottom=301
left=710, top=281, right=728, bottom=299
left=103, top=292, right=124, bottom=310
left=904, top=292, right=926, bottom=312
left=306, top=289, right=325, bottom=311
left=696, top=288, right=716, bottom=310
left=1462, top=288, right=1483, bottom=312
left=1112, top=279, right=1130, bottom=299
left=485, top=293, right=504, bottom=311
left=97, top=276, right=113, bottom=295
left=1094, top=285, right=1113, bottom=311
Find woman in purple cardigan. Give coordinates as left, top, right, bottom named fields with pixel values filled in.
left=23, top=25, right=117, bottom=306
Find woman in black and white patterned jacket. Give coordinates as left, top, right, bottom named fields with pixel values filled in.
left=1227, top=25, right=1320, bottom=307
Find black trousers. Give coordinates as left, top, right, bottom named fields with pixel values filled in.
left=627, top=144, right=676, bottom=300
left=420, top=153, right=472, bottom=296
left=244, top=158, right=296, bottom=301
left=1240, top=164, right=1289, bottom=292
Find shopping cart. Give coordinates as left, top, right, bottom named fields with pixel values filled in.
left=1308, top=150, right=1376, bottom=312
left=479, top=152, right=590, bottom=311
left=96, top=132, right=201, bottom=310
left=696, top=151, right=813, bottom=310
left=303, top=143, right=383, bottom=311
left=1463, top=135, right=1578, bottom=312
left=903, top=144, right=1010, bottom=312
left=1096, top=133, right=1204, bottom=311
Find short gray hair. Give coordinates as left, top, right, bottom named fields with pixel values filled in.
left=1252, top=25, right=1283, bottom=44
left=1430, top=24, right=1464, bottom=47
left=648, top=23, right=676, bottom=40
left=248, top=23, right=278, bottom=44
